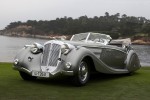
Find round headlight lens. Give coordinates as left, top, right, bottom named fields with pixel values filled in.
left=31, top=47, right=38, bottom=54
left=61, top=44, right=70, bottom=54
left=30, top=43, right=43, bottom=54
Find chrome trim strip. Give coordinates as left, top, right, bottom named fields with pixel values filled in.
left=61, top=71, right=74, bottom=75
left=21, top=67, right=31, bottom=73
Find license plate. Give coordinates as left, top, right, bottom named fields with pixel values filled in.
left=32, top=71, right=49, bottom=77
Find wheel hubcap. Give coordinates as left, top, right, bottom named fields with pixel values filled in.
left=79, top=62, right=88, bottom=82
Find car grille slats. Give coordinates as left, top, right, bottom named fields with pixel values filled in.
left=41, top=43, right=61, bottom=67
left=41, top=44, right=51, bottom=66
left=48, top=44, right=60, bottom=66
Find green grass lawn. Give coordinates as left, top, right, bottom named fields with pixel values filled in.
left=0, top=63, right=150, bottom=100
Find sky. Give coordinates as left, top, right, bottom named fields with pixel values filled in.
left=0, top=0, right=150, bottom=30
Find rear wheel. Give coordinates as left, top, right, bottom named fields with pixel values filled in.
left=19, top=71, right=37, bottom=81
left=73, top=60, right=90, bottom=86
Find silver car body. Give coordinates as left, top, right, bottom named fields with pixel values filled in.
left=13, top=32, right=141, bottom=80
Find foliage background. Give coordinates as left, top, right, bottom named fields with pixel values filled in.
left=1, top=12, right=150, bottom=39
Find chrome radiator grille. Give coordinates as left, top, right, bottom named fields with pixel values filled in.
left=41, top=43, right=61, bottom=67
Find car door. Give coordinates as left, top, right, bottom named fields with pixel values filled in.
left=100, top=48, right=127, bottom=69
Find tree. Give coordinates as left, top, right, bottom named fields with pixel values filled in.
left=3, top=12, right=150, bottom=38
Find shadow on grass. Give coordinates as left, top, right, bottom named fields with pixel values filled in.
left=25, top=72, right=141, bottom=87
left=90, top=72, right=140, bottom=83
left=32, top=77, right=74, bottom=87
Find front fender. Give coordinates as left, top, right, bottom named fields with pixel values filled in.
left=13, top=47, right=42, bottom=72
left=64, top=47, right=93, bottom=72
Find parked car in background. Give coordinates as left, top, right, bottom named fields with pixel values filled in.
left=13, top=32, right=141, bottom=86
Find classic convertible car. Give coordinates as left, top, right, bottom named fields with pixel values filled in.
left=13, top=32, right=141, bottom=86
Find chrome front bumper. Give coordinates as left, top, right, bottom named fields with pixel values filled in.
left=13, top=66, right=74, bottom=78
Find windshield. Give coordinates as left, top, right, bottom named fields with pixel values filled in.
left=71, top=33, right=89, bottom=41
left=70, top=32, right=112, bottom=43
left=88, top=33, right=112, bottom=41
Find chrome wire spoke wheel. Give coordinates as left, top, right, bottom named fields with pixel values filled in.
left=73, top=60, right=90, bottom=86
left=78, top=61, right=88, bottom=82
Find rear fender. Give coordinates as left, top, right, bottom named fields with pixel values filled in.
left=126, top=50, right=141, bottom=72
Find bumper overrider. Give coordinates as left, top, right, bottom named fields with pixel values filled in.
left=13, top=41, right=75, bottom=78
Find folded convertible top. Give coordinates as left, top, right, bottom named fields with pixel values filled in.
left=109, top=38, right=131, bottom=46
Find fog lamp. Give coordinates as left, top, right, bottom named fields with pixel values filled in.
left=14, top=59, right=19, bottom=65
left=66, top=62, right=71, bottom=69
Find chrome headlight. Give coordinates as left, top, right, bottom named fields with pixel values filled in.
left=61, top=44, right=70, bottom=54
left=30, top=43, right=43, bottom=54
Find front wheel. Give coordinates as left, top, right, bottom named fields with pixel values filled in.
left=19, top=71, right=37, bottom=81
left=73, top=61, right=90, bottom=86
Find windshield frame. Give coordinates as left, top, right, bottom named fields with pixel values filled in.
left=70, top=32, right=112, bottom=43
left=87, top=33, right=112, bottom=41
left=70, top=33, right=90, bottom=41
